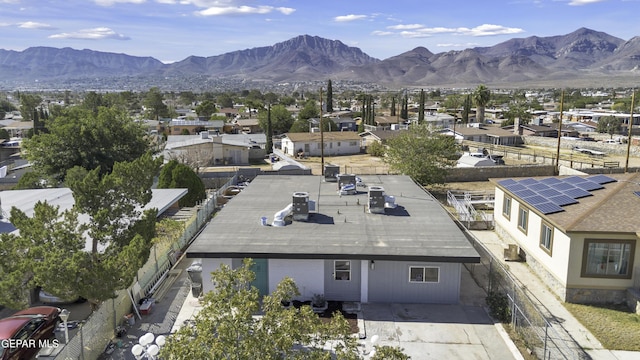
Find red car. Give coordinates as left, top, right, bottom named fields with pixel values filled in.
left=0, top=306, right=61, bottom=360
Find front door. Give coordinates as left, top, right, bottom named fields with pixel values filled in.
left=250, top=259, right=269, bottom=297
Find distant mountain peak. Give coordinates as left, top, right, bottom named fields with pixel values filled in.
left=0, top=29, right=639, bottom=88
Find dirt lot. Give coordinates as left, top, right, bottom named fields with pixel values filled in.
left=295, top=154, right=390, bottom=175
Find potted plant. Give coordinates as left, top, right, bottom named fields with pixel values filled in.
left=311, top=293, right=328, bottom=313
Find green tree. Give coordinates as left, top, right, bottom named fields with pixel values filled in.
left=327, top=79, right=334, bottom=113
left=366, top=141, right=385, bottom=157
left=158, top=160, right=207, bottom=207
left=597, top=116, right=622, bottom=138
left=390, top=96, right=396, bottom=117
left=258, top=104, right=293, bottom=134
left=179, top=91, right=197, bottom=106
left=23, top=106, right=150, bottom=183
left=0, top=154, right=161, bottom=308
left=384, top=124, right=458, bottom=185
left=298, top=100, right=319, bottom=121
left=462, top=94, right=472, bottom=124
left=144, top=87, right=169, bottom=120
left=503, top=100, right=533, bottom=126
left=161, top=259, right=393, bottom=360
left=473, top=85, right=491, bottom=124
left=20, top=93, right=42, bottom=122
left=0, top=128, right=9, bottom=140
left=13, top=171, right=48, bottom=189
left=82, top=91, right=104, bottom=115
left=418, top=89, right=425, bottom=124
left=217, top=93, right=234, bottom=109
left=195, top=100, right=217, bottom=119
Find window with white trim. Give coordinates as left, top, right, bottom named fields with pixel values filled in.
left=409, top=266, right=439, bottom=283
left=334, top=260, right=351, bottom=281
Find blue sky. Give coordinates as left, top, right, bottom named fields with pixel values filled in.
left=1, top=0, right=638, bottom=63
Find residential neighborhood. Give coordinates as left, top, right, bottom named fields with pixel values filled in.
left=0, top=84, right=639, bottom=360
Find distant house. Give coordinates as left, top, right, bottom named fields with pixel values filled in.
left=280, top=132, right=361, bottom=157
left=492, top=173, right=640, bottom=306
left=452, top=124, right=522, bottom=146
left=186, top=175, right=480, bottom=304
left=330, top=117, right=358, bottom=132
left=163, top=132, right=251, bottom=166
left=233, top=119, right=262, bottom=134
left=359, top=129, right=405, bottom=149
left=163, top=120, right=224, bottom=135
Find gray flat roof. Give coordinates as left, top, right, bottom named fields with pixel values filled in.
left=187, top=175, right=480, bottom=263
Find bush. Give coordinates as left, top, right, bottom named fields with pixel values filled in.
left=366, top=141, right=385, bottom=157
left=486, top=291, right=511, bottom=322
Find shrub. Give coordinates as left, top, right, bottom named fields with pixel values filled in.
left=486, top=291, right=511, bottom=322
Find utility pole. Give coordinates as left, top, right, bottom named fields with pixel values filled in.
left=555, top=90, right=564, bottom=174
left=625, top=90, right=635, bottom=173
left=320, top=87, right=324, bottom=175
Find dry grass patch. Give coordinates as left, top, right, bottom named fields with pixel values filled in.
left=564, top=303, right=640, bottom=351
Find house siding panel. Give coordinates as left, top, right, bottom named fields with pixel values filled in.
left=368, top=261, right=461, bottom=304
left=268, top=259, right=324, bottom=300
left=202, top=259, right=233, bottom=294
left=323, top=260, right=361, bottom=301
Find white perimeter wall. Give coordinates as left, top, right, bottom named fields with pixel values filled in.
left=268, top=259, right=324, bottom=300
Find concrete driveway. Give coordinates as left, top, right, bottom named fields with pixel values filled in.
left=359, top=303, right=520, bottom=359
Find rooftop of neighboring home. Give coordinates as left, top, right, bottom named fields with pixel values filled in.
left=0, top=187, right=188, bottom=251
left=187, top=175, right=480, bottom=263
left=492, top=172, right=640, bottom=234
left=283, top=132, right=362, bottom=142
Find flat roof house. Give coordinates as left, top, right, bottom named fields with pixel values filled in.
left=187, top=175, right=480, bottom=304
left=281, top=132, right=361, bottom=157
left=492, top=173, right=640, bottom=305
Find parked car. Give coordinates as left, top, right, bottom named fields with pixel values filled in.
left=38, top=290, right=83, bottom=305
left=0, top=306, right=61, bottom=360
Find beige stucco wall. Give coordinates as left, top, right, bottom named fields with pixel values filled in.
left=495, top=187, right=640, bottom=304
left=494, top=189, right=571, bottom=287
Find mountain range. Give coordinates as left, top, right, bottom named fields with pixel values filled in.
left=1, top=27, right=639, bottom=89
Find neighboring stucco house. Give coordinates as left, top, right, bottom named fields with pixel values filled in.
left=280, top=132, right=361, bottom=157
left=165, top=120, right=225, bottom=135
left=359, top=129, right=405, bottom=149
left=492, top=173, right=640, bottom=305
left=186, top=175, right=480, bottom=304
left=455, top=125, right=522, bottom=146
left=163, top=133, right=250, bottom=166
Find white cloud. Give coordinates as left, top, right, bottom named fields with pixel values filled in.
left=437, top=42, right=479, bottom=48
left=18, top=21, right=56, bottom=30
left=387, top=24, right=423, bottom=30
left=49, top=27, right=131, bottom=40
left=94, top=0, right=146, bottom=5
left=196, top=5, right=295, bottom=16
left=371, top=30, right=393, bottom=36
left=334, top=14, right=367, bottom=22
left=397, top=24, right=524, bottom=38
left=568, top=0, right=605, bottom=5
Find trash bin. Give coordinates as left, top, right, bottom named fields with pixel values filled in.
left=186, top=260, right=203, bottom=297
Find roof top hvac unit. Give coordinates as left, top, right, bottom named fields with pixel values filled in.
left=292, top=191, right=315, bottom=221
left=368, top=186, right=397, bottom=214
left=337, top=174, right=357, bottom=195
left=324, top=164, right=340, bottom=182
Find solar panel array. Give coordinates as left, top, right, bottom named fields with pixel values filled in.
left=498, top=175, right=617, bottom=215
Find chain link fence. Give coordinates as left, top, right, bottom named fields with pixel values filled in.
left=464, top=231, right=590, bottom=360
left=54, top=175, right=234, bottom=360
